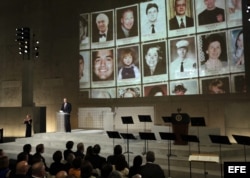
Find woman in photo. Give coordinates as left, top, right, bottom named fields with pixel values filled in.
left=143, top=44, right=166, bottom=76
left=202, top=33, right=226, bottom=71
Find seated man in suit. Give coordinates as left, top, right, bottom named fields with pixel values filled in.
left=139, top=151, right=165, bottom=178
left=169, top=0, right=194, bottom=30
left=92, top=13, right=113, bottom=42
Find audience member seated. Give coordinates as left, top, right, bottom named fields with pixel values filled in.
left=49, top=150, right=66, bottom=176
left=63, top=141, right=74, bottom=161
left=8, top=150, right=29, bottom=177
left=55, top=170, right=68, bottom=178
left=0, top=149, right=5, bottom=157
left=32, top=144, right=49, bottom=172
left=23, top=144, right=33, bottom=165
left=68, top=157, right=82, bottom=178
left=64, top=153, right=75, bottom=173
left=128, top=155, right=142, bottom=178
left=107, top=145, right=127, bottom=166
left=139, top=151, right=165, bottom=178
left=98, top=163, right=113, bottom=178
left=30, top=161, right=47, bottom=178
left=108, top=170, right=122, bottom=178
left=113, top=155, right=129, bottom=178
left=84, top=146, right=94, bottom=162
left=80, top=160, right=97, bottom=178
left=90, top=144, right=106, bottom=170
left=9, top=160, right=29, bottom=178
left=74, top=142, right=85, bottom=159
left=0, top=155, right=11, bottom=178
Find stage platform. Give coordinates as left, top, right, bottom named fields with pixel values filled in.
left=1, top=129, right=250, bottom=178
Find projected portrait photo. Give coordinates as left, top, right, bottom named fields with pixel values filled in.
left=227, top=0, right=242, bottom=27
left=198, top=32, right=229, bottom=77
left=195, top=0, right=226, bottom=33
left=118, top=86, right=141, bottom=98
left=79, top=13, right=90, bottom=50
left=229, top=29, right=244, bottom=72
left=144, top=84, right=167, bottom=97
left=142, top=41, right=168, bottom=84
left=170, top=80, right=198, bottom=95
left=117, top=45, right=141, bottom=86
left=140, top=0, right=167, bottom=41
left=78, top=0, right=244, bottom=98
left=116, top=5, right=138, bottom=39
left=169, top=36, right=197, bottom=80
left=91, top=10, right=114, bottom=48
left=201, top=77, right=230, bottom=94
left=79, top=51, right=90, bottom=89
left=168, top=0, right=194, bottom=29
left=92, top=48, right=115, bottom=85
left=91, top=88, right=116, bottom=98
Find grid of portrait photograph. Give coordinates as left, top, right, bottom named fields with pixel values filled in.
left=79, top=0, right=245, bottom=98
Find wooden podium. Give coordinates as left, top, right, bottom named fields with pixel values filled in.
left=171, top=112, right=190, bottom=145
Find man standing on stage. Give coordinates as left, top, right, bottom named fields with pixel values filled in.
left=60, top=97, right=72, bottom=132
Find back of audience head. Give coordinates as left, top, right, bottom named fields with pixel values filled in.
left=114, top=145, right=122, bottom=155
left=72, top=157, right=82, bottom=169
left=0, top=155, right=9, bottom=169
left=66, top=141, right=74, bottom=150
left=133, top=155, right=143, bottom=167
left=16, top=160, right=29, bottom=175
left=146, top=151, right=155, bottom=163
left=86, top=146, right=93, bottom=156
left=55, top=170, right=68, bottom=178
left=17, top=152, right=28, bottom=162
left=132, top=174, right=142, bottom=178
left=36, top=143, right=44, bottom=153
left=66, top=153, right=75, bottom=163
left=32, top=161, right=46, bottom=177
left=114, top=154, right=127, bottom=171
left=101, top=163, right=113, bottom=178
left=108, top=170, right=122, bottom=178
left=93, top=144, right=101, bottom=154
left=53, top=150, right=63, bottom=163
left=23, top=144, right=32, bottom=153
left=77, top=142, right=84, bottom=152
left=80, top=160, right=93, bottom=178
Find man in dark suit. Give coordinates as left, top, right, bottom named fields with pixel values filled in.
left=169, top=0, right=194, bottom=30
left=60, top=97, right=72, bottom=132
left=92, top=13, right=113, bottom=42
left=139, top=151, right=165, bottom=178
left=117, top=7, right=138, bottom=39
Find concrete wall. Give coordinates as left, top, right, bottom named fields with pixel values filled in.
left=0, top=0, right=250, bottom=141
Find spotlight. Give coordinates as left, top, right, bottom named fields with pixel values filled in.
left=16, top=27, right=30, bottom=56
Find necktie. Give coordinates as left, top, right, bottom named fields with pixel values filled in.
left=180, top=62, right=184, bottom=72
left=180, top=18, right=185, bottom=28
left=151, top=24, right=155, bottom=33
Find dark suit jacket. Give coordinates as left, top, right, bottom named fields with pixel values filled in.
left=92, top=28, right=113, bottom=42
left=61, top=102, right=72, bottom=114
left=169, top=16, right=194, bottom=30
left=117, top=25, right=138, bottom=39
left=139, top=162, right=165, bottom=178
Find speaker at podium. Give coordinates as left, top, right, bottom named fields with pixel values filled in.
left=171, top=110, right=190, bottom=145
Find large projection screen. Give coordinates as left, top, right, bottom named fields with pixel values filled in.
left=79, top=0, right=245, bottom=99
